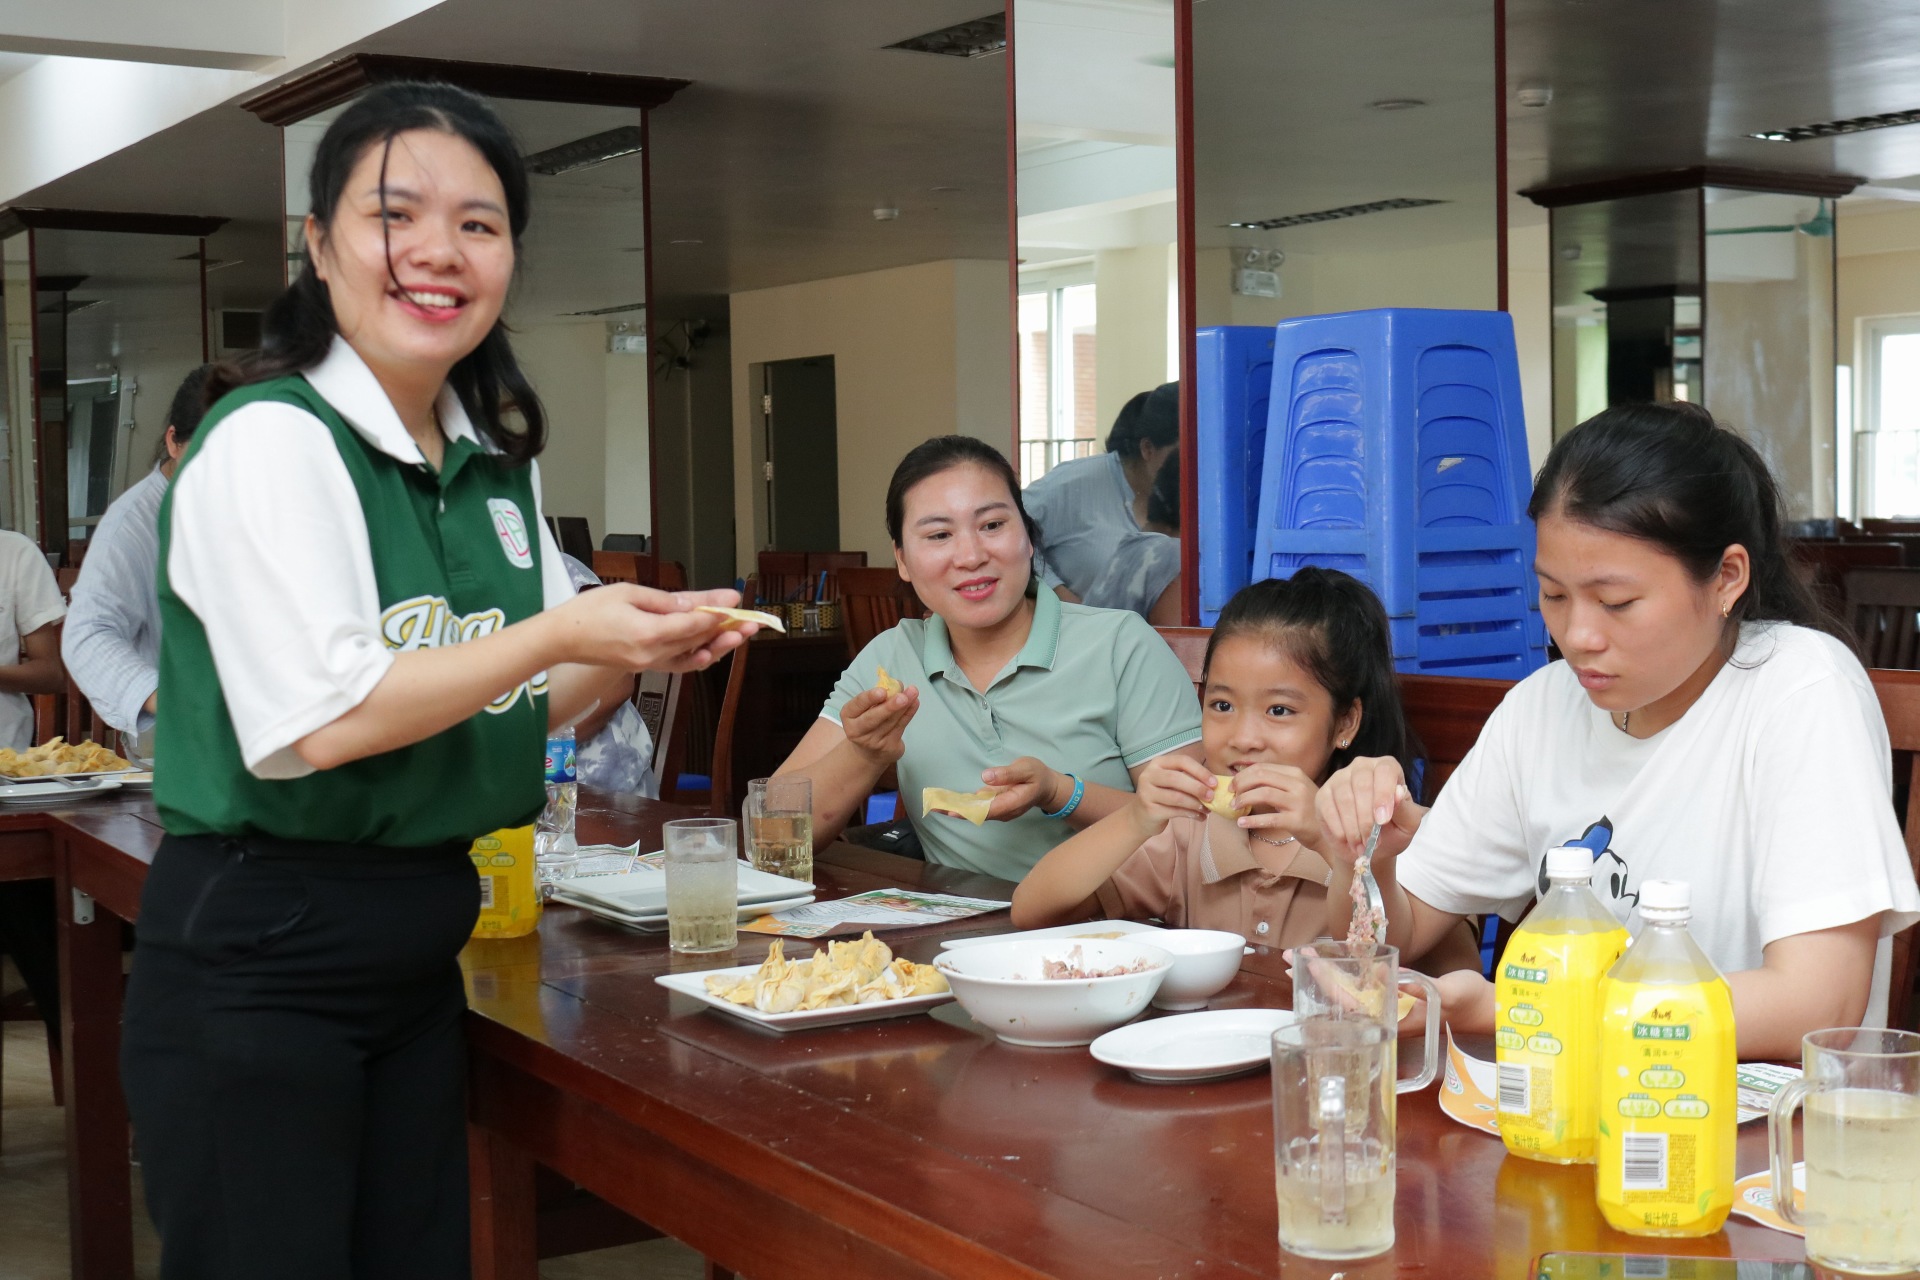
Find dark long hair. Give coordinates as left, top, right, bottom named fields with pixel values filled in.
left=1528, top=401, right=1829, bottom=637
left=1202, top=568, right=1413, bottom=783
left=884, top=435, right=1041, bottom=550
left=1105, top=381, right=1179, bottom=459
left=208, top=81, right=544, bottom=464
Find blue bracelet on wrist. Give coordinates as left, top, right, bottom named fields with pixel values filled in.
left=1041, top=772, right=1085, bottom=820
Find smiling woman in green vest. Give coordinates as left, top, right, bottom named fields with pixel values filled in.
left=117, top=83, right=751, bottom=1280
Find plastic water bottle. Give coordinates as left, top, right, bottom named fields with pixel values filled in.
left=536, top=727, right=577, bottom=859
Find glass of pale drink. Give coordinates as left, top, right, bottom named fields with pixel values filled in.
left=1272, top=1016, right=1395, bottom=1261
left=744, top=776, right=814, bottom=884
left=663, top=818, right=740, bottom=954
left=1769, top=1027, right=1920, bottom=1275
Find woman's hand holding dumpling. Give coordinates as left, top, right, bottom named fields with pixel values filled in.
left=842, top=683, right=919, bottom=765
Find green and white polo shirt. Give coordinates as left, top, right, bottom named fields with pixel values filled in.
left=155, top=336, right=571, bottom=847
left=822, top=585, right=1202, bottom=880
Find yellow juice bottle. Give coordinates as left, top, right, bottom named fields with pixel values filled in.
left=1596, top=879, right=1736, bottom=1237
left=1495, top=845, right=1630, bottom=1164
left=469, top=825, right=540, bottom=939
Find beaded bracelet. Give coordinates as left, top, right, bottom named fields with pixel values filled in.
left=1041, top=772, right=1085, bottom=820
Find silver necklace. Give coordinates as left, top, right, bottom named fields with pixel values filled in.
left=1615, top=709, right=1631, bottom=734
left=1252, top=832, right=1297, bottom=849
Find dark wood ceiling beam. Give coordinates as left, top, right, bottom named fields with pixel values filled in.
left=240, top=53, right=692, bottom=127
left=1522, top=165, right=1863, bottom=208
left=0, top=208, right=227, bottom=239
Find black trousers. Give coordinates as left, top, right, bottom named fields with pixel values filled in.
left=122, top=833, right=480, bottom=1280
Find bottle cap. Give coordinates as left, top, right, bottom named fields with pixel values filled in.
left=1544, top=845, right=1595, bottom=881
left=1638, top=879, right=1690, bottom=917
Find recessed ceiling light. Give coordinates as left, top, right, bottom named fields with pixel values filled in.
left=1227, top=197, right=1445, bottom=231
left=670, top=239, right=703, bottom=245
left=523, top=126, right=644, bottom=177
left=886, top=14, right=1005, bottom=58
left=1370, top=98, right=1427, bottom=111
left=1749, top=107, right=1920, bottom=142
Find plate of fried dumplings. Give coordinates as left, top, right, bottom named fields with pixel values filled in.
left=0, top=738, right=136, bottom=780
left=654, top=933, right=953, bottom=1032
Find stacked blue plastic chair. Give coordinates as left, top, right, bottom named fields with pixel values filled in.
left=1195, top=326, right=1276, bottom=625
left=1251, top=308, right=1546, bottom=679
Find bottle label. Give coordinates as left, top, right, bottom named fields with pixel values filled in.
left=544, top=737, right=577, bottom=785
left=1493, top=925, right=1628, bottom=1162
left=1597, top=982, right=1736, bottom=1232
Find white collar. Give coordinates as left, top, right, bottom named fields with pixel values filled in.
left=302, top=335, right=484, bottom=466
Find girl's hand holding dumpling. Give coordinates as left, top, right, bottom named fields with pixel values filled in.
left=1230, top=763, right=1326, bottom=853
left=841, top=683, right=919, bottom=765
left=1125, top=751, right=1216, bottom=829
left=1315, top=754, right=1426, bottom=870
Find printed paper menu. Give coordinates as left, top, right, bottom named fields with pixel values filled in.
left=740, top=889, right=1009, bottom=939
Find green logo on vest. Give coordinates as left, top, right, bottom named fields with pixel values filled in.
left=488, top=498, right=533, bottom=568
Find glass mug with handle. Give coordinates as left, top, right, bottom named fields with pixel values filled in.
left=1272, top=1016, right=1396, bottom=1260
left=1288, top=939, right=1442, bottom=1093
left=1769, top=1026, right=1920, bottom=1276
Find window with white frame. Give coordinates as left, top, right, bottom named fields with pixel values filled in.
left=1857, top=314, right=1920, bottom=517
left=1018, top=265, right=1097, bottom=481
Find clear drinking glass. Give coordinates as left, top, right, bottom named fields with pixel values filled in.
left=743, top=776, right=814, bottom=883
left=1289, top=939, right=1442, bottom=1093
left=1272, top=1016, right=1396, bottom=1261
left=663, top=817, right=739, bottom=954
left=1769, top=1027, right=1920, bottom=1275
left=119, top=724, right=155, bottom=770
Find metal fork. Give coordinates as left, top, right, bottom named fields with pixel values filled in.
left=1358, top=821, right=1388, bottom=946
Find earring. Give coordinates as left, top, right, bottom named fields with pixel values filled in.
left=1721, top=601, right=1731, bottom=619
left=1337, top=739, right=1350, bottom=749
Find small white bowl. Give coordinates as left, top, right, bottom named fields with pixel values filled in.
left=933, top=937, right=1172, bottom=1047
left=1147, top=929, right=1247, bottom=1011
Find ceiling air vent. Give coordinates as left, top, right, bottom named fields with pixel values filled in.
left=1750, top=108, right=1920, bottom=143
left=524, top=126, right=645, bottom=177
left=1227, top=198, right=1445, bottom=231
left=565, top=301, right=647, bottom=317
left=887, top=13, right=1006, bottom=59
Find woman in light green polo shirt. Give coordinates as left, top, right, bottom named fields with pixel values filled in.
left=780, top=436, right=1202, bottom=881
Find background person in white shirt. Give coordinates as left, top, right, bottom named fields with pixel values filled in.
left=1317, top=401, right=1920, bottom=1060
left=0, top=528, right=71, bottom=1040
left=62, top=364, right=212, bottom=740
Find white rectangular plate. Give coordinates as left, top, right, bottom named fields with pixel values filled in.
left=654, top=964, right=953, bottom=1032
left=938, top=920, right=1171, bottom=951
left=0, top=777, right=122, bottom=804
left=114, top=772, right=154, bottom=791
left=552, top=889, right=815, bottom=928
left=0, top=766, right=139, bottom=784
left=560, top=860, right=813, bottom=915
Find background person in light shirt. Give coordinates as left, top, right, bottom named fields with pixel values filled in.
left=62, top=364, right=213, bottom=743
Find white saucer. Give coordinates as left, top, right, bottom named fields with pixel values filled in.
left=1089, top=1007, right=1298, bottom=1084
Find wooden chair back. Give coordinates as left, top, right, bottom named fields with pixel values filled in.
left=1864, top=519, right=1920, bottom=537
left=30, top=626, right=109, bottom=747
left=806, top=550, right=867, bottom=602
left=841, top=566, right=926, bottom=658
left=548, top=516, right=594, bottom=565
left=1870, top=668, right=1920, bottom=1030
left=657, top=560, right=688, bottom=593
left=756, top=551, right=810, bottom=604
left=55, top=567, right=78, bottom=598
left=1793, top=541, right=1904, bottom=617
left=1848, top=569, right=1920, bottom=668
left=592, top=550, right=656, bottom=588
left=709, top=637, right=752, bottom=819
left=1153, top=626, right=1212, bottom=694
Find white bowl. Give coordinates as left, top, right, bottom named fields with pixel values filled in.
left=1147, top=929, right=1247, bottom=1011
left=933, top=938, right=1172, bottom=1047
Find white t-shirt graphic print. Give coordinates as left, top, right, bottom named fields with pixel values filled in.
left=1399, top=623, right=1920, bottom=1025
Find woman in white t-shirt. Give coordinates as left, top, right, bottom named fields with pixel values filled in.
left=1318, top=401, right=1920, bottom=1059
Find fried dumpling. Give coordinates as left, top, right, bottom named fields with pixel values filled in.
left=923, top=786, right=996, bottom=826
left=696, top=605, right=786, bottom=633
left=1206, top=775, right=1248, bottom=819
left=874, top=665, right=903, bottom=697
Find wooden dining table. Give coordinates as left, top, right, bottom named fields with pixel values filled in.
left=36, top=788, right=1809, bottom=1279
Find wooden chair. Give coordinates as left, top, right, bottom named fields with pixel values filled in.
left=1793, top=541, right=1903, bottom=618
left=591, top=550, right=656, bottom=588
left=841, top=566, right=926, bottom=659
left=755, top=551, right=810, bottom=604
left=1869, top=668, right=1920, bottom=1030
left=1863, top=519, right=1920, bottom=537
left=1397, top=674, right=1514, bottom=801
left=657, top=560, right=688, bottom=593
left=1847, top=569, right=1920, bottom=668
left=547, top=516, right=594, bottom=565
left=1153, top=626, right=1211, bottom=695
left=54, top=567, right=78, bottom=598
left=805, top=550, right=867, bottom=602
left=709, top=637, right=751, bottom=820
